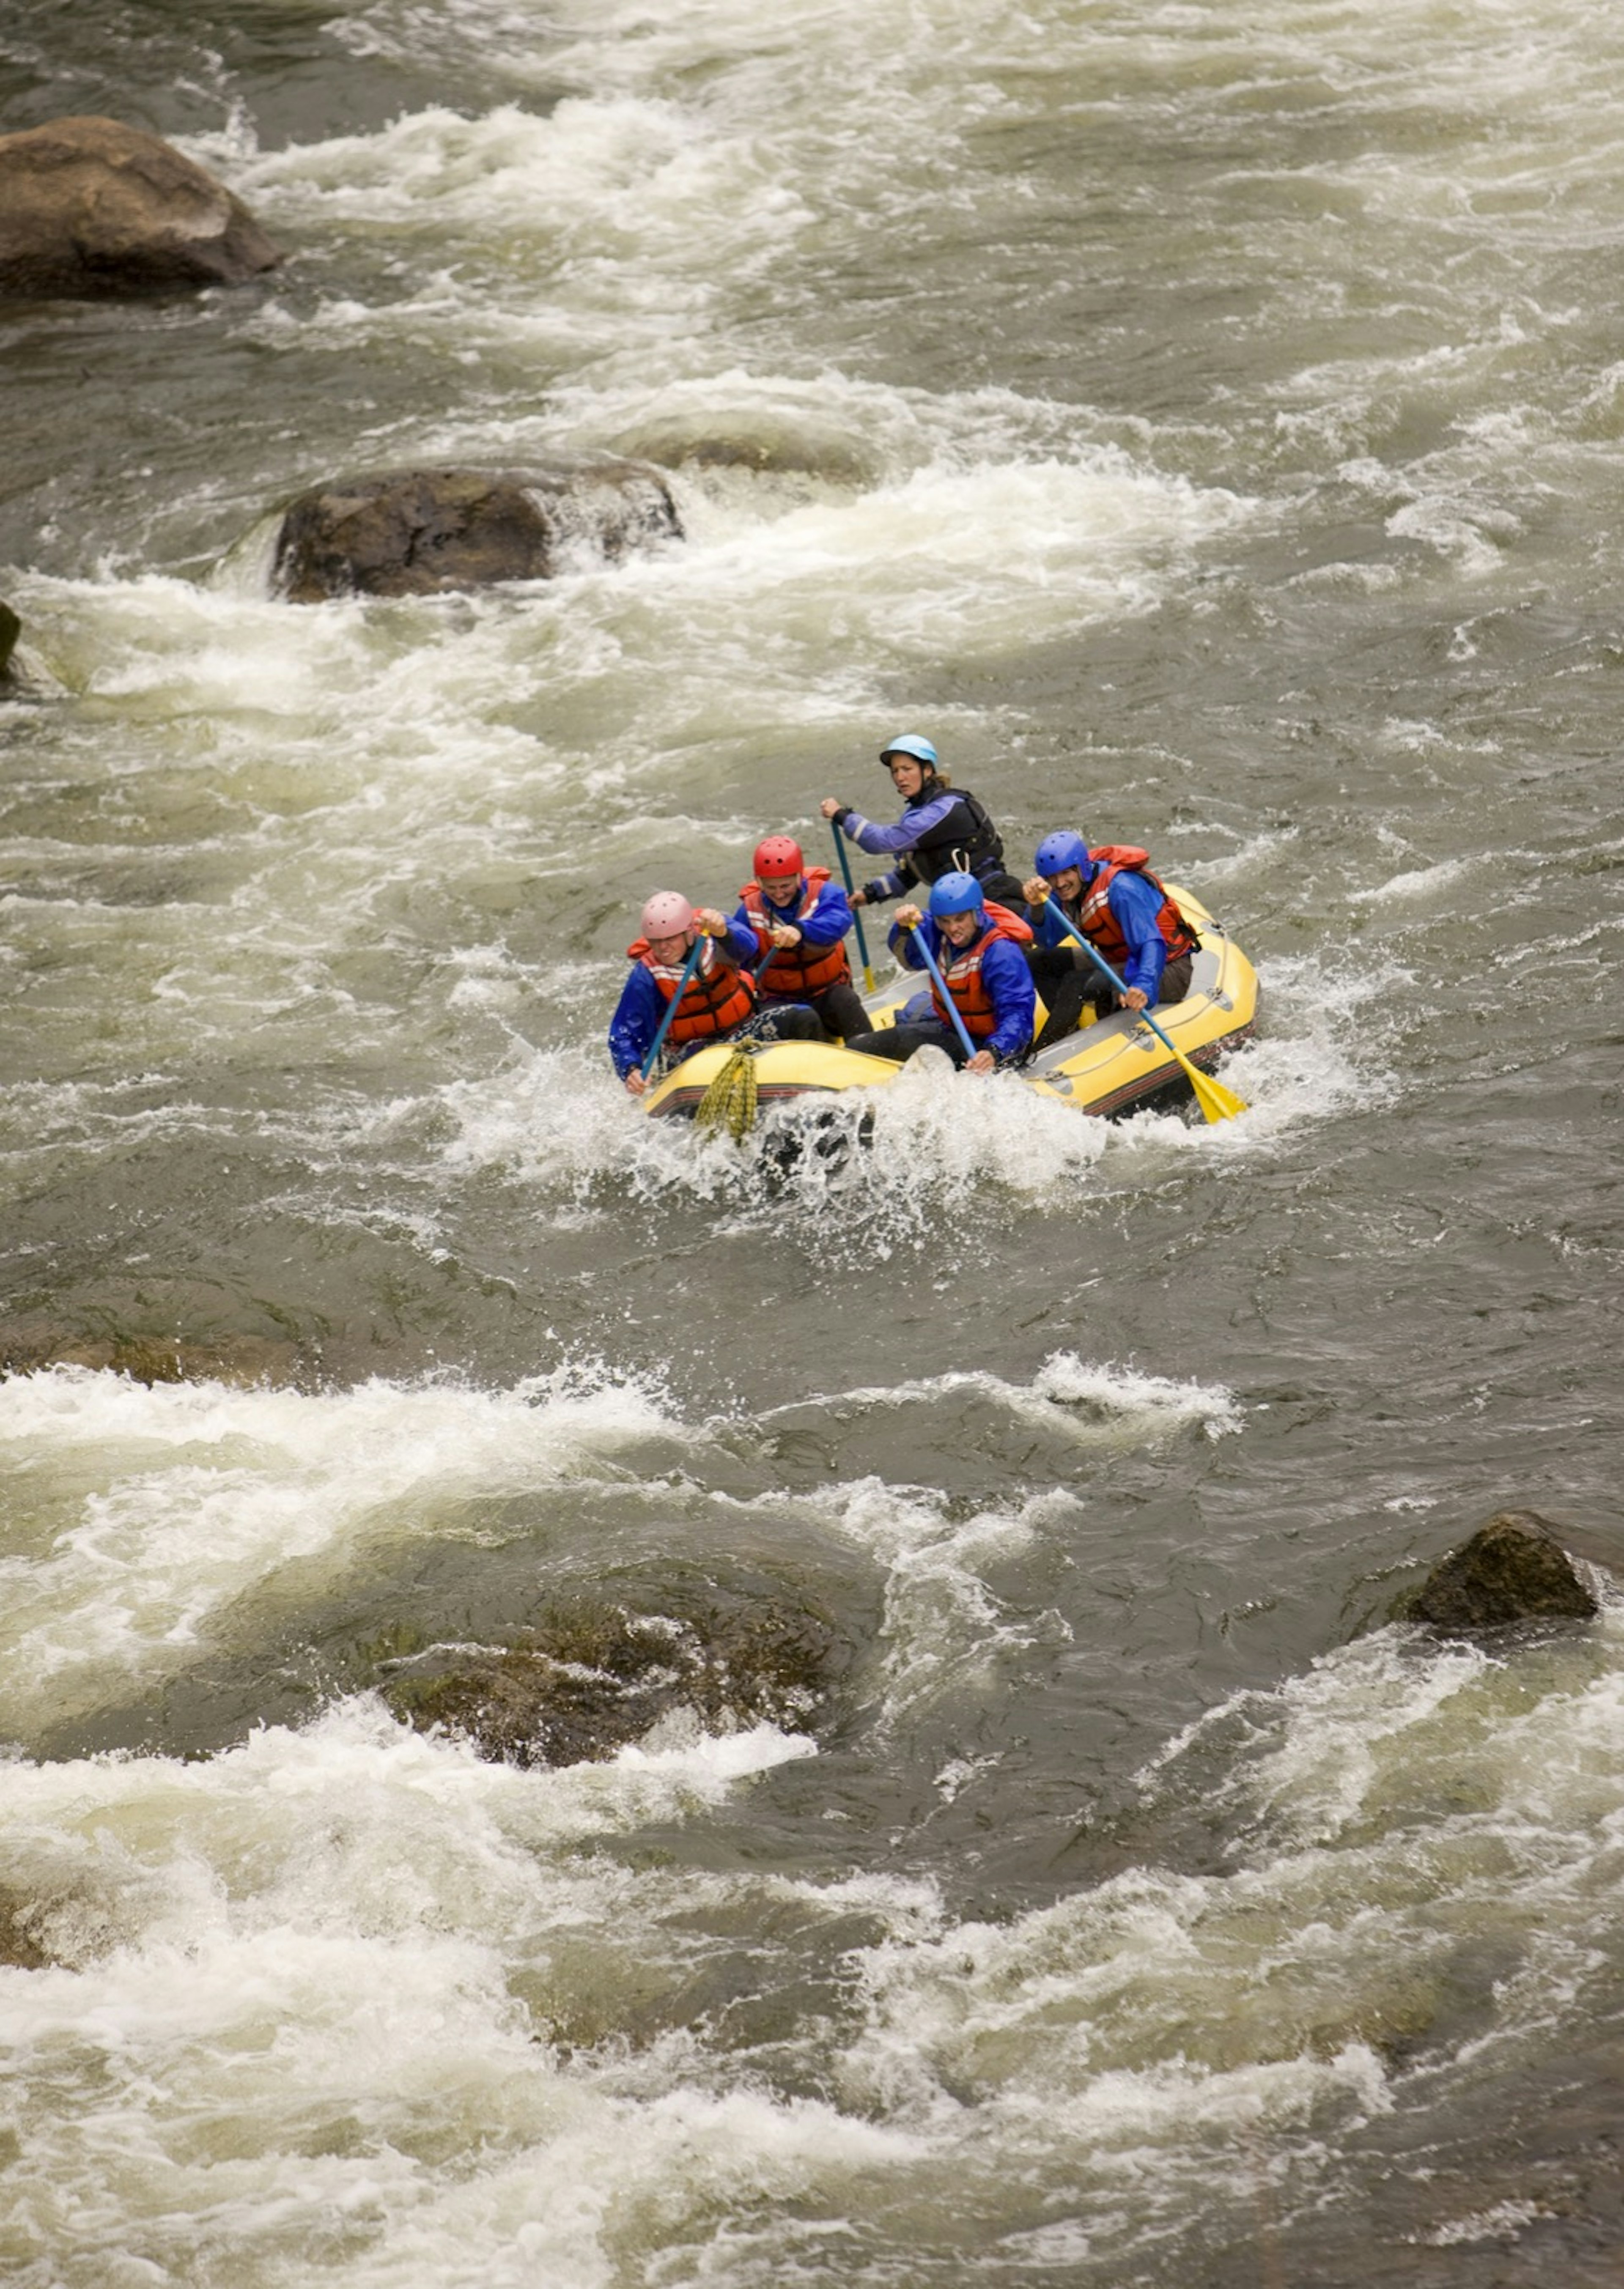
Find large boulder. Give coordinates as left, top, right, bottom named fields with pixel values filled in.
left=0, top=600, right=19, bottom=680
left=1401, top=1509, right=1602, bottom=1637
left=0, top=117, right=284, bottom=300
left=272, top=460, right=683, bottom=602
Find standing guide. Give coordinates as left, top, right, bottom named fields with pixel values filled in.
left=819, top=734, right=1031, bottom=917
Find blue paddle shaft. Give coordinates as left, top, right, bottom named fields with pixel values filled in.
left=909, top=925, right=979, bottom=1061
left=640, top=935, right=707, bottom=1077
left=829, top=819, right=875, bottom=981
left=1042, top=895, right=1182, bottom=1065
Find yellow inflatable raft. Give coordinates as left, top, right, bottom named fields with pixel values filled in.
left=641, top=888, right=1256, bottom=1132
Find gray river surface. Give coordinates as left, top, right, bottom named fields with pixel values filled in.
left=3, top=1, right=1624, bottom=2283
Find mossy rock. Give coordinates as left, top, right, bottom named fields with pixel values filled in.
left=272, top=460, right=682, bottom=602
left=387, top=1594, right=835, bottom=1768
left=0, top=1319, right=299, bottom=1387
left=1398, top=1510, right=1601, bottom=1637
left=0, top=1890, right=52, bottom=1971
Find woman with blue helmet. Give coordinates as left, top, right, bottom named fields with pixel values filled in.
left=819, top=734, right=1029, bottom=917
left=844, top=870, right=1036, bottom=1075
left=1022, top=830, right=1199, bottom=1050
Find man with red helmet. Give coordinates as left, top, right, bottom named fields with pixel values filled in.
left=732, top=834, right=866, bottom=1043
left=609, top=890, right=821, bottom=1097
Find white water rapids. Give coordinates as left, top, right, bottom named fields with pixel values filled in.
left=4, top=0, right=1624, bottom=2281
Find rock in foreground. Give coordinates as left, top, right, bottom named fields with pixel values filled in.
left=0, top=116, right=284, bottom=300
left=272, top=461, right=683, bottom=602
left=1402, top=1509, right=1602, bottom=1637
left=390, top=1598, right=833, bottom=1768
left=0, top=601, right=19, bottom=680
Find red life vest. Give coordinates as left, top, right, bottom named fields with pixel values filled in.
left=929, top=901, right=1034, bottom=1042
left=739, top=867, right=851, bottom=998
left=1073, top=846, right=1199, bottom=971
left=627, top=934, right=755, bottom=1046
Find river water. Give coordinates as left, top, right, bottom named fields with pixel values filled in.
left=3, top=0, right=1624, bottom=2281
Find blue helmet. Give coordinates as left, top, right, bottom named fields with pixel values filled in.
left=1034, top=830, right=1090, bottom=878
left=880, top=733, right=938, bottom=771
left=927, top=869, right=985, bottom=921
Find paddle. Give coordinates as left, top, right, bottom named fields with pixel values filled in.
left=829, top=820, right=876, bottom=993
left=639, top=935, right=706, bottom=1080
left=908, top=925, right=980, bottom=1064
left=1042, top=896, right=1246, bottom=1124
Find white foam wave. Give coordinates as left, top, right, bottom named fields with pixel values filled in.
left=0, top=1362, right=682, bottom=1729
left=0, top=1701, right=852, bottom=2289
left=783, top=1354, right=1239, bottom=1445
left=1350, top=855, right=1474, bottom=904
left=817, top=1476, right=1053, bottom=1731
left=439, top=987, right=1361, bottom=1246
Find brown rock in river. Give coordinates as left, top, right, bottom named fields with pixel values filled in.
left=0, top=600, right=19, bottom=680
left=388, top=1597, right=833, bottom=1768
left=271, top=461, right=683, bottom=602
left=0, top=1318, right=300, bottom=1388
left=0, top=117, right=284, bottom=300
left=1402, top=1509, right=1602, bottom=1637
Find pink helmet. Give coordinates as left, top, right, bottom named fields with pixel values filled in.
left=640, top=891, right=694, bottom=939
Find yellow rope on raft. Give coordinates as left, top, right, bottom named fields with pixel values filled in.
left=694, top=1041, right=761, bottom=1140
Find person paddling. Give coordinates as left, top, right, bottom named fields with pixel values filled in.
left=820, top=733, right=1029, bottom=917
left=732, top=836, right=867, bottom=1043
left=609, top=892, right=821, bottom=1097
left=845, top=871, right=1035, bottom=1075
left=1022, top=831, right=1200, bottom=1050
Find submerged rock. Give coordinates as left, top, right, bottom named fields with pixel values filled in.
left=630, top=428, right=877, bottom=489
left=0, top=1890, right=50, bottom=1971
left=0, top=116, right=284, bottom=300
left=1401, top=1509, right=1602, bottom=1637
left=271, top=460, right=683, bottom=602
left=0, top=600, right=19, bottom=680
left=0, top=1319, right=299, bottom=1387
left=388, top=1596, right=834, bottom=1768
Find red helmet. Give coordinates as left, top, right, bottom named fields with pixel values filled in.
left=640, top=891, right=694, bottom=939
left=753, top=835, right=804, bottom=881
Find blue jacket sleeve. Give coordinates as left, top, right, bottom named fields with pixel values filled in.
left=839, top=792, right=960, bottom=858
left=719, top=917, right=758, bottom=968
left=1107, top=872, right=1169, bottom=1002
left=982, top=938, right=1037, bottom=1061
left=608, top=965, right=664, bottom=1078
left=799, top=881, right=853, bottom=946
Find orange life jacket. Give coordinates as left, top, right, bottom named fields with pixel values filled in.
left=739, top=868, right=851, bottom=998
left=627, top=934, right=755, bottom=1045
left=1073, top=846, right=1199, bottom=970
left=929, top=902, right=1034, bottom=1041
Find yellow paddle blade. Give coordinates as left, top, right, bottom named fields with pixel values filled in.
left=1185, top=1058, right=1248, bottom=1125
left=694, top=1042, right=761, bottom=1140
